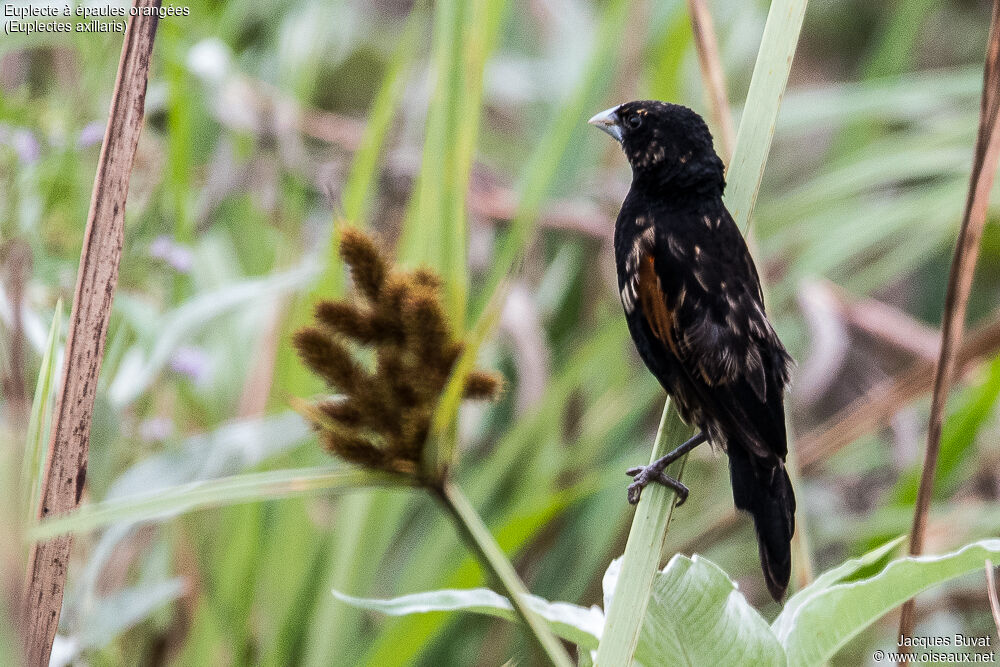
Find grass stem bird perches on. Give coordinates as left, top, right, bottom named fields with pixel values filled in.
left=293, top=227, right=573, bottom=667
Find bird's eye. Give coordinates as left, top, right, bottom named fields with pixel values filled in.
left=627, top=114, right=642, bottom=129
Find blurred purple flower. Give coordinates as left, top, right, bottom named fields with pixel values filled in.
left=149, top=235, right=194, bottom=273
left=0, top=124, right=41, bottom=165
left=139, top=416, right=175, bottom=442
left=77, top=121, right=106, bottom=149
left=170, top=346, right=212, bottom=385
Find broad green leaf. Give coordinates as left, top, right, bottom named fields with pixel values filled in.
left=340, top=552, right=785, bottom=667
left=773, top=535, right=905, bottom=644
left=774, top=539, right=1000, bottom=665
left=632, top=555, right=785, bottom=667
left=332, top=587, right=603, bottom=651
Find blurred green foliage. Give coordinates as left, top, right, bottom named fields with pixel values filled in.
left=2, top=0, right=1000, bottom=665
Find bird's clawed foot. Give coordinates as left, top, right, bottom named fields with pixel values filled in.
left=626, top=464, right=689, bottom=505
left=624, top=431, right=706, bottom=505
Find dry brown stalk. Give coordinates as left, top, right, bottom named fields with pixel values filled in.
left=686, top=0, right=736, bottom=161
left=899, top=0, right=1000, bottom=646
left=21, top=4, right=161, bottom=665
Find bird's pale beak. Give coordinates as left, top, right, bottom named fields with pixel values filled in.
left=588, top=106, right=623, bottom=143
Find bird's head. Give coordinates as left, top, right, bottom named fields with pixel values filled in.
left=588, top=100, right=724, bottom=195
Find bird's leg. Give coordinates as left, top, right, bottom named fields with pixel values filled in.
left=626, top=431, right=707, bottom=505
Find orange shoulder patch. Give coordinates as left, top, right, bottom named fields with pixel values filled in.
left=637, top=255, right=678, bottom=355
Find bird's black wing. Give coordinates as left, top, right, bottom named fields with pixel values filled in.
left=622, top=203, right=796, bottom=599
left=625, top=205, right=791, bottom=460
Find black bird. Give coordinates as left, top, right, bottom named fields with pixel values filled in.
left=589, top=100, right=796, bottom=600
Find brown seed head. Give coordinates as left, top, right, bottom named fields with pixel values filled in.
left=294, top=228, right=505, bottom=481
left=292, top=328, right=360, bottom=393
left=463, top=370, right=504, bottom=401
left=340, top=227, right=387, bottom=302
left=317, top=397, right=364, bottom=428
left=316, top=301, right=377, bottom=343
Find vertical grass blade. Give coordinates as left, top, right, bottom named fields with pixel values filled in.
left=442, top=0, right=508, bottom=325
left=725, top=0, right=809, bottom=231
left=20, top=300, right=62, bottom=525
left=274, top=12, right=421, bottom=402
left=594, top=404, right=691, bottom=665
left=308, top=8, right=421, bottom=299
left=398, top=0, right=506, bottom=325
left=596, top=2, right=808, bottom=664
left=397, top=0, right=463, bottom=270
left=338, top=14, right=422, bottom=234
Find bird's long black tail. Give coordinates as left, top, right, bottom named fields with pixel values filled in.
left=727, top=445, right=796, bottom=601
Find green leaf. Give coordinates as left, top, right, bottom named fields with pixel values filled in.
left=28, top=466, right=410, bottom=540
left=634, top=555, right=785, bottom=667
left=724, top=0, right=809, bottom=231
left=21, top=299, right=62, bottom=522
left=337, top=551, right=785, bottom=666
left=398, top=0, right=507, bottom=322
left=437, top=482, right=574, bottom=667
left=772, top=535, right=905, bottom=646
left=331, top=587, right=603, bottom=651
left=773, top=539, right=1000, bottom=665
left=595, top=402, right=693, bottom=665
